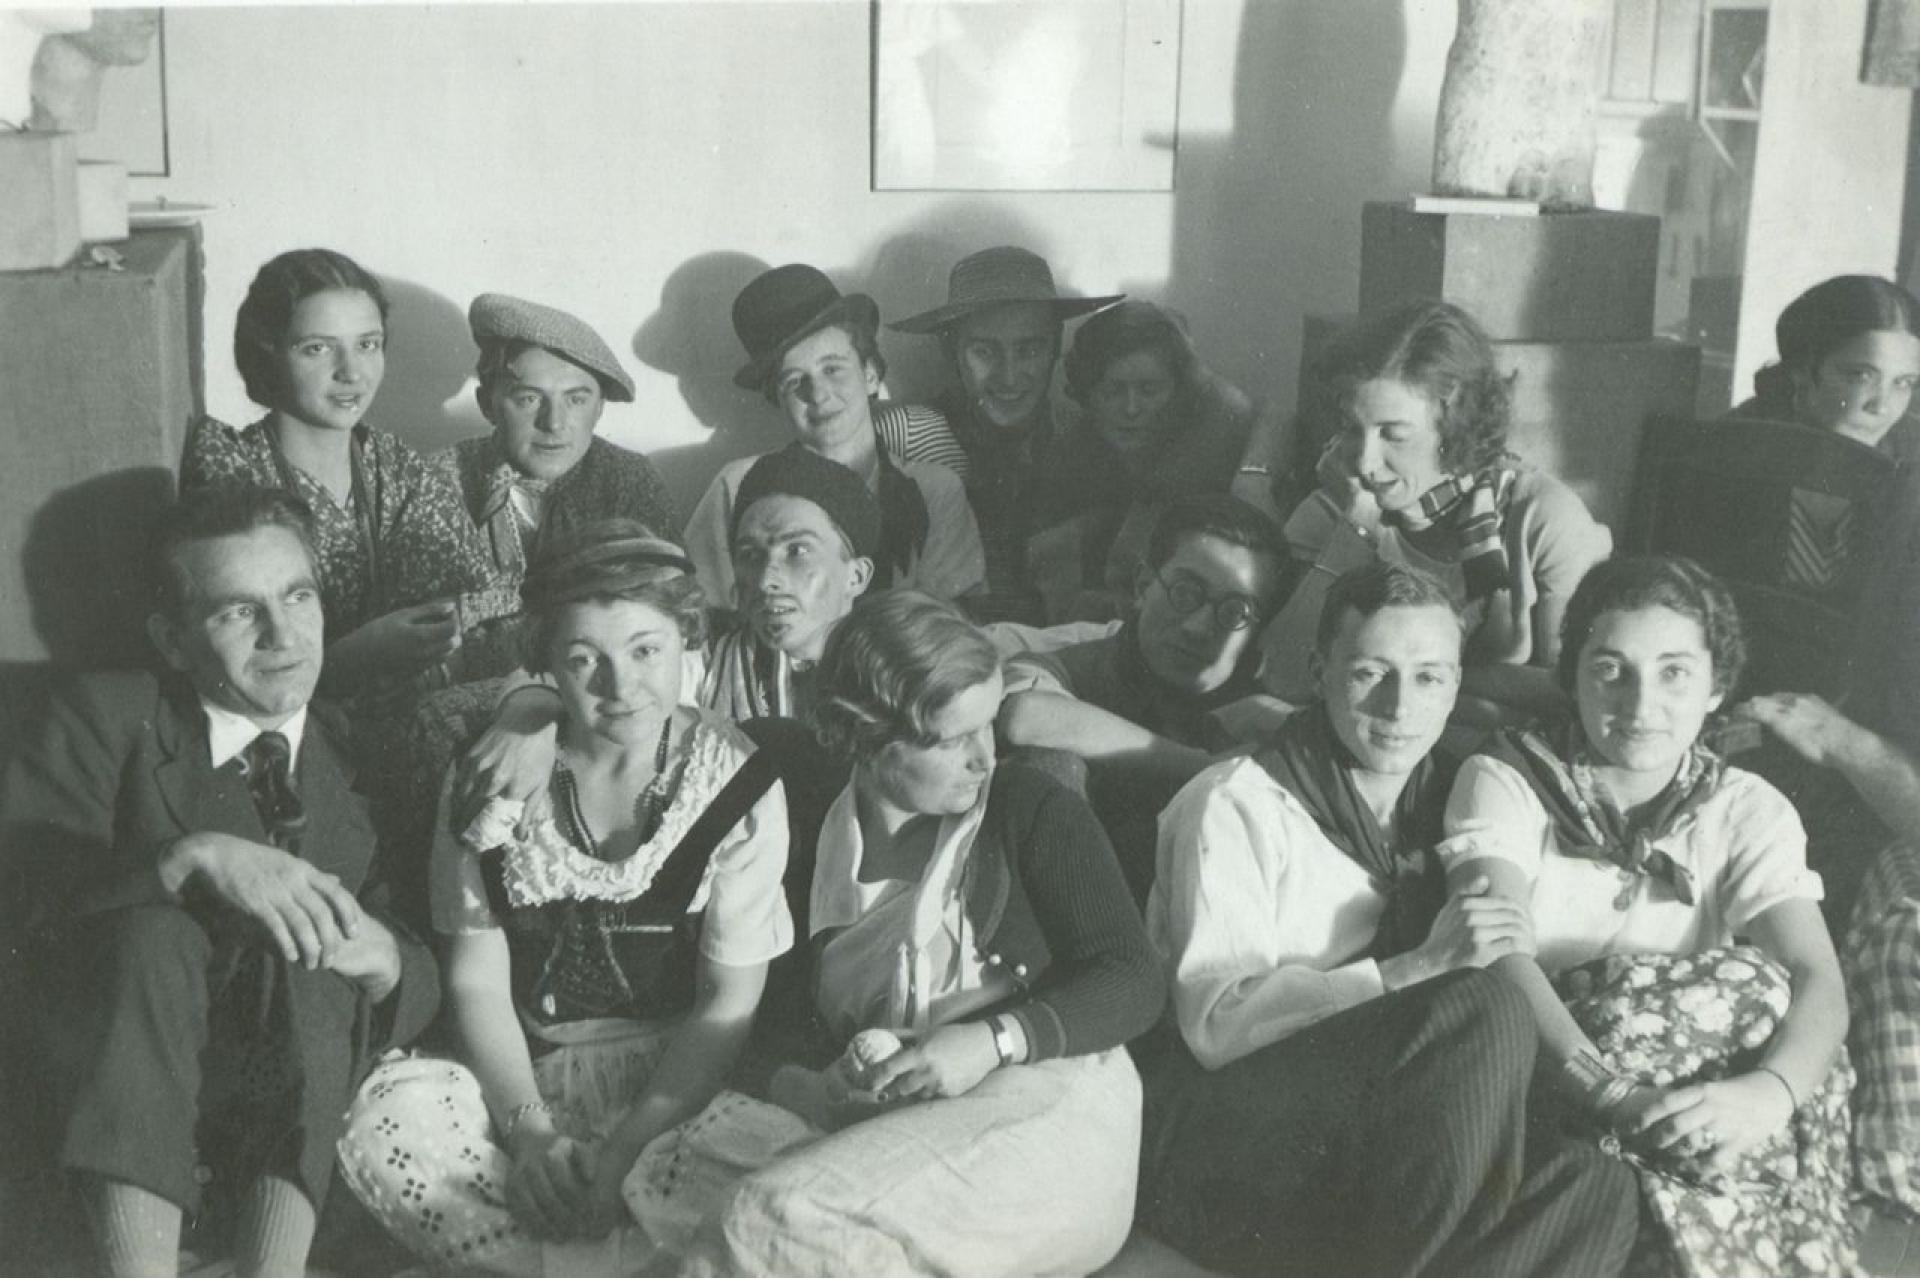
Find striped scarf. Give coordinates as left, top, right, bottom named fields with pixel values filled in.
left=1386, top=466, right=1517, bottom=601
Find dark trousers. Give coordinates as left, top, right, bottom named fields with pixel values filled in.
left=37, top=903, right=367, bottom=1217
left=1136, top=969, right=1638, bottom=1278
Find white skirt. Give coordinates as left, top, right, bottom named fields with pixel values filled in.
left=675, top=1047, right=1142, bottom=1278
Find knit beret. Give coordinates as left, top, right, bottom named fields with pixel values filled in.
left=730, top=444, right=880, bottom=562
left=469, top=293, right=635, bottom=402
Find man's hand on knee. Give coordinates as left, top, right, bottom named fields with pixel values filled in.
left=160, top=831, right=364, bottom=969
left=323, top=914, right=401, bottom=1002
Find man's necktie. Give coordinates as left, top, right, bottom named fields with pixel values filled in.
left=242, top=730, right=306, bottom=852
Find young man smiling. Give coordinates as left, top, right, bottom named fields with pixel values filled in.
left=887, top=246, right=1122, bottom=623
left=1137, top=561, right=1637, bottom=1277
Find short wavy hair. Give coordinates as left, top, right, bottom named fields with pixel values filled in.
left=153, top=486, right=319, bottom=619
left=812, top=590, right=1002, bottom=762
left=1556, top=555, right=1747, bottom=697
left=233, top=248, right=390, bottom=410
left=1309, top=299, right=1513, bottom=475
left=760, top=319, right=887, bottom=403
left=1315, top=560, right=1463, bottom=656
left=1062, top=300, right=1200, bottom=410
left=519, top=519, right=707, bottom=674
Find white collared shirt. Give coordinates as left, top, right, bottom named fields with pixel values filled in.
left=1149, top=755, right=1394, bottom=1070
left=201, top=698, right=308, bottom=772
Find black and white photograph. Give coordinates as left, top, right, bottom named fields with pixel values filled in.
left=1, top=0, right=1918, bottom=1274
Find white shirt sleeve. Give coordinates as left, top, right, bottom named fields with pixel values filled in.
left=906, top=462, right=986, bottom=599
left=1153, top=761, right=1387, bottom=1070
left=1716, top=770, right=1824, bottom=930
left=683, top=468, right=741, bottom=611
left=694, top=776, right=795, bottom=968
left=1440, top=754, right=1550, bottom=880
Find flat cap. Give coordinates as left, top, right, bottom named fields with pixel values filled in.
left=469, top=292, right=635, bottom=403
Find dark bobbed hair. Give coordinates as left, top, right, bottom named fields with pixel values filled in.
left=234, top=248, right=391, bottom=409
left=1062, top=300, right=1200, bottom=409
left=813, top=590, right=1002, bottom=762
left=1556, top=556, right=1747, bottom=697
left=1145, top=491, right=1287, bottom=579
left=1314, top=560, right=1464, bottom=656
left=519, top=518, right=707, bottom=674
left=1753, top=274, right=1920, bottom=405
left=1310, top=299, right=1513, bottom=475
left=153, top=486, right=320, bottom=619
left=760, top=318, right=888, bottom=403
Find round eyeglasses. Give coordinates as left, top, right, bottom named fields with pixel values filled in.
left=1154, top=568, right=1260, bottom=633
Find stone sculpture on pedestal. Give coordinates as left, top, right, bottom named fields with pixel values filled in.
left=1433, top=0, right=1612, bottom=208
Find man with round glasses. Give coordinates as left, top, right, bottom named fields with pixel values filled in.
left=998, top=493, right=1293, bottom=897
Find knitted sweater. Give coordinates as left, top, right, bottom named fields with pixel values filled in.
left=948, top=763, right=1167, bottom=1060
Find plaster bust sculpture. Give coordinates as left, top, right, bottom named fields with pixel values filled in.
left=1432, top=0, right=1610, bottom=208
left=0, top=8, right=92, bottom=129
left=29, top=7, right=161, bottom=134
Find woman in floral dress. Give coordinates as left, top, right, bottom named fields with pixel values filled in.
left=1444, top=556, right=1854, bottom=1276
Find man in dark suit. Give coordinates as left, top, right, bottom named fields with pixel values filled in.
left=2, top=487, right=439, bottom=1276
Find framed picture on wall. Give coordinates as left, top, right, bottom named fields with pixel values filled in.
left=872, top=0, right=1181, bottom=192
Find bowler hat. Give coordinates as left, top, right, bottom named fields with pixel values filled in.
left=469, top=293, right=635, bottom=402
left=733, top=264, right=880, bottom=391
left=890, top=246, right=1123, bottom=335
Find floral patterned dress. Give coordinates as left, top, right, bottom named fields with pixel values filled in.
left=180, top=417, right=510, bottom=686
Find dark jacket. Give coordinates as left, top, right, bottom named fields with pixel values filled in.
left=930, top=763, right=1165, bottom=1061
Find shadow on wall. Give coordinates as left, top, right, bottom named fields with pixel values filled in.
left=22, top=467, right=178, bottom=674
left=380, top=276, right=486, bottom=456
left=631, top=250, right=782, bottom=517
left=1167, top=0, right=1410, bottom=423
left=857, top=199, right=1064, bottom=404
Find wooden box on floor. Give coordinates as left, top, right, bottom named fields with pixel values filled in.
left=0, top=226, right=204, bottom=674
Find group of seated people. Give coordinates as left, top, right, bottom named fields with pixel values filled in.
left=3, top=241, right=1918, bottom=1278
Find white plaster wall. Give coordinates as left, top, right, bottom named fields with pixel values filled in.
left=134, top=0, right=1455, bottom=514
left=1734, top=0, right=1912, bottom=400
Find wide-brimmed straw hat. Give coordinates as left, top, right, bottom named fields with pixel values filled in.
left=469, top=293, right=635, bottom=402
left=889, top=246, right=1123, bottom=335
left=732, top=264, right=880, bottom=391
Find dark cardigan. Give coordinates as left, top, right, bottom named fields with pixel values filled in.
left=945, top=763, right=1166, bottom=1061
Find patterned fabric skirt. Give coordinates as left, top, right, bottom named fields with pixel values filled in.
left=337, top=1024, right=810, bottom=1276
left=1555, top=946, right=1857, bottom=1277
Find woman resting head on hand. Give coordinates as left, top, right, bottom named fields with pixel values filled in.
left=338, top=519, right=796, bottom=1275
left=1261, top=299, right=1611, bottom=720
left=1442, top=555, right=1855, bottom=1276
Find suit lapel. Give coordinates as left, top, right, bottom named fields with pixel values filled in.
left=295, top=713, right=375, bottom=890
left=152, top=682, right=267, bottom=844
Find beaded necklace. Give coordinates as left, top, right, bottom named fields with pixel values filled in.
left=556, top=717, right=680, bottom=862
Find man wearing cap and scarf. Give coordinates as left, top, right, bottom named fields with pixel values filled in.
left=887, top=245, right=1122, bottom=624
left=436, top=293, right=678, bottom=683
left=682, top=264, right=983, bottom=613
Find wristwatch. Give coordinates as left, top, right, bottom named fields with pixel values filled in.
left=988, top=1015, right=1018, bottom=1068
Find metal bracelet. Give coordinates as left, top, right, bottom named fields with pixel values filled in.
left=503, top=1098, right=556, bottom=1140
